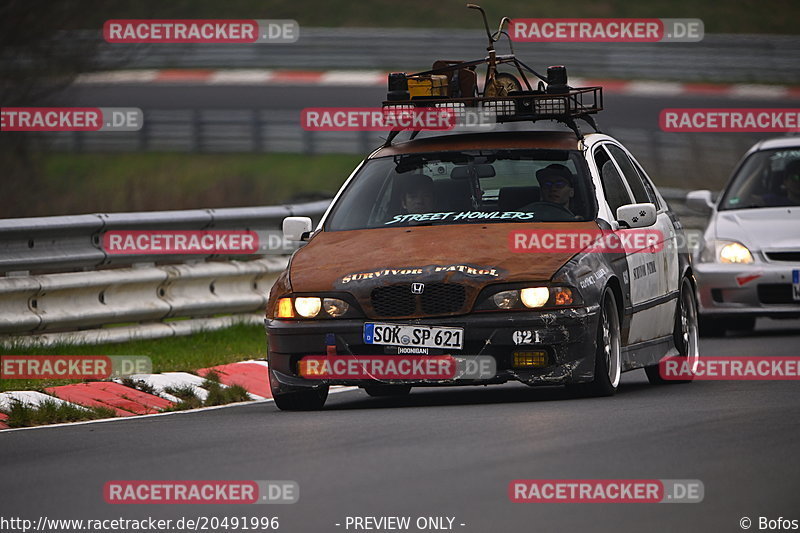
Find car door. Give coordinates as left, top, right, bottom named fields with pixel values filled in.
left=592, top=143, right=667, bottom=344
left=604, top=143, right=677, bottom=341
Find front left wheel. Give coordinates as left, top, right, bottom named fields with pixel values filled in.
left=568, top=287, right=621, bottom=397
left=646, top=277, right=699, bottom=384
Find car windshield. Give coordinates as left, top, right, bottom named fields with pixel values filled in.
left=719, top=147, right=800, bottom=210
left=324, top=149, right=596, bottom=231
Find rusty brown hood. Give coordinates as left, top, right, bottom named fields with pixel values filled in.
left=289, top=222, right=600, bottom=293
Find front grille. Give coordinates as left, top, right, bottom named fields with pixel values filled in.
left=757, top=284, right=798, bottom=305
left=370, top=283, right=467, bottom=317
left=371, top=285, right=416, bottom=316
left=421, top=283, right=466, bottom=314
left=765, top=251, right=800, bottom=262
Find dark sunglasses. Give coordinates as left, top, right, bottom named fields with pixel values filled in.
left=541, top=179, right=570, bottom=189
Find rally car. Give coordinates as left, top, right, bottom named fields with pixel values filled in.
left=265, top=124, right=700, bottom=410
left=265, top=12, right=699, bottom=409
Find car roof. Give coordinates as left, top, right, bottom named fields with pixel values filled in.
left=370, top=131, right=581, bottom=158
left=749, top=136, right=800, bottom=153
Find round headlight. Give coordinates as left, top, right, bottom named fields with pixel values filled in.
left=553, top=287, right=573, bottom=306
left=294, top=297, right=321, bottom=318
left=520, top=287, right=549, bottom=308
left=719, top=242, right=753, bottom=264
left=492, top=290, right=519, bottom=309
left=323, top=298, right=350, bottom=317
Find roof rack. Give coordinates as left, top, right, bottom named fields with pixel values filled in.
left=380, top=4, right=604, bottom=146
left=381, top=87, right=603, bottom=145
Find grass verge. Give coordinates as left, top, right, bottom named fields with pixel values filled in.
left=3, top=399, right=117, bottom=429
left=3, top=152, right=361, bottom=218
left=0, top=323, right=267, bottom=393
left=162, top=371, right=252, bottom=412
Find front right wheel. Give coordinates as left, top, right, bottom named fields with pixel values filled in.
left=270, top=369, right=329, bottom=411
left=272, top=386, right=329, bottom=411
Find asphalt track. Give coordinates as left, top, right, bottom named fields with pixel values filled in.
left=2, top=318, right=799, bottom=533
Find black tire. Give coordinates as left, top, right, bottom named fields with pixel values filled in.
left=698, top=316, right=726, bottom=337
left=268, top=362, right=329, bottom=410
left=568, top=288, right=621, bottom=397
left=646, top=277, right=700, bottom=385
left=364, top=384, right=412, bottom=397
left=272, top=387, right=328, bottom=411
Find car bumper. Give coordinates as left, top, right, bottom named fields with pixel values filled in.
left=695, top=261, right=800, bottom=317
left=265, top=305, right=601, bottom=389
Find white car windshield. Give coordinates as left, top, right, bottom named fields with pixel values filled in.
left=325, top=149, right=597, bottom=231
left=720, top=148, right=800, bottom=210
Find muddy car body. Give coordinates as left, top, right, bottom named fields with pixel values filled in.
left=265, top=130, right=699, bottom=410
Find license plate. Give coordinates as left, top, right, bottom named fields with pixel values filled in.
left=363, top=323, right=464, bottom=350
left=793, top=270, right=800, bottom=301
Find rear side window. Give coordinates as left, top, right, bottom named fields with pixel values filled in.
left=594, top=146, right=632, bottom=215
left=606, top=144, right=651, bottom=205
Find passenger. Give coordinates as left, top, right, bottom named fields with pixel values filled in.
left=401, top=174, right=436, bottom=214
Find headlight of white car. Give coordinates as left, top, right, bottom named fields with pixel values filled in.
left=701, top=240, right=754, bottom=264
left=718, top=241, right=754, bottom=263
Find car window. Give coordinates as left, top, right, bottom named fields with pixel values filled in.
left=720, top=147, right=800, bottom=210
left=324, top=149, right=597, bottom=231
left=606, top=144, right=651, bottom=205
left=630, top=160, right=662, bottom=210
left=594, top=146, right=632, bottom=215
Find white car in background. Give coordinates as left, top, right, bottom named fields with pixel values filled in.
left=687, top=137, right=800, bottom=336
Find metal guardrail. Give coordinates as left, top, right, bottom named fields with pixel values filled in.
left=0, top=200, right=330, bottom=274
left=0, top=257, right=288, bottom=343
left=71, top=29, right=800, bottom=83
left=0, top=201, right=330, bottom=345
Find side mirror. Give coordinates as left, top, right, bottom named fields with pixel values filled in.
left=686, top=190, right=715, bottom=214
left=616, top=203, right=657, bottom=229
left=283, top=216, right=312, bottom=241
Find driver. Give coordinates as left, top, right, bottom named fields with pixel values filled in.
left=536, top=164, right=575, bottom=212
left=401, top=174, right=436, bottom=214
left=763, top=159, right=800, bottom=207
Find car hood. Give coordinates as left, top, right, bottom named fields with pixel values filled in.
left=289, top=222, right=600, bottom=293
left=713, top=207, right=800, bottom=251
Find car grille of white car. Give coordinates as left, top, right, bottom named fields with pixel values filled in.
left=765, top=251, right=800, bottom=262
